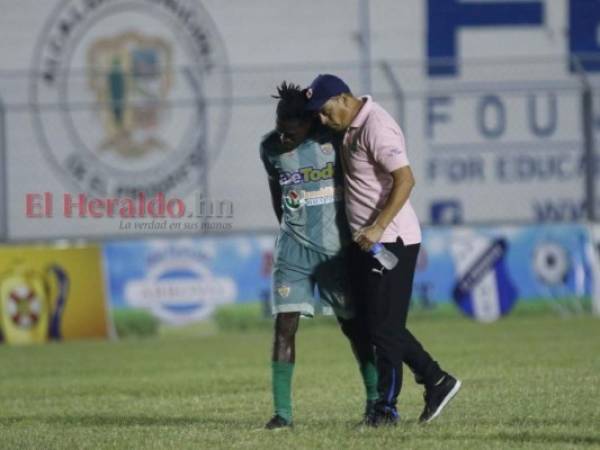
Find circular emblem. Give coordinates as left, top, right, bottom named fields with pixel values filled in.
left=125, top=255, right=236, bottom=325
left=30, top=0, right=232, bottom=197
left=6, top=285, right=42, bottom=329
left=284, top=190, right=305, bottom=210
left=320, top=143, right=334, bottom=155
left=305, top=88, right=313, bottom=99
left=533, top=242, right=570, bottom=286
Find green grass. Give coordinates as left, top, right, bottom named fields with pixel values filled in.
left=0, top=313, right=599, bottom=449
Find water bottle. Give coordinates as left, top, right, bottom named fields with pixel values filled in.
left=370, top=243, right=399, bottom=270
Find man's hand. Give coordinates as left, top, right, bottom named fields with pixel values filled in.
left=353, top=222, right=385, bottom=251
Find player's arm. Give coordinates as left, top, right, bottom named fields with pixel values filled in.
left=268, top=177, right=283, bottom=224
left=260, top=141, right=283, bottom=224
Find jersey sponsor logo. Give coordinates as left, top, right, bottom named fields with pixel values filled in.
left=284, top=190, right=305, bottom=210
left=30, top=0, right=232, bottom=198
left=283, top=186, right=342, bottom=209
left=304, top=186, right=343, bottom=206
left=279, top=162, right=335, bottom=186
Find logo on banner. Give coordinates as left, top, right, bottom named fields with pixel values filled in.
left=531, top=237, right=592, bottom=312
left=427, top=0, right=600, bottom=76
left=124, top=255, right=236, bottom=325
left=532, top=241, right=571, bottom=286
left=0, top=263, right=69, bottom=344
left=450, top=234, right=518, bottom=322
left=30, top=0, right=232, bottom=198
left=430, top=200, right=463, bottom=225
left=88, top=31, right=173, bottom=159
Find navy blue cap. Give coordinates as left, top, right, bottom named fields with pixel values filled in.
left=304, top=74, right=351, bottom=111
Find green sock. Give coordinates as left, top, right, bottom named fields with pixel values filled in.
left=272, top=361, right=294, bottom=422
left=360, top=360, right=379, bottom=402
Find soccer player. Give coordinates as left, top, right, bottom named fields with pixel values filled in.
left=260, top=82, right=377, bottom=429
left=304, top=74, right=461, bottom=426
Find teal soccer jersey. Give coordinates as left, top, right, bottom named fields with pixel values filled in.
left=260, top=128, right=353, bottom=318
left=260, top=129, right=351, bottom=255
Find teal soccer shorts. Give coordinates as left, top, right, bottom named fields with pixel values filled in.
left=271, top=232, right=354, bottom=319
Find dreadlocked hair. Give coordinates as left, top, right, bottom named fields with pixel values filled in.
left=272, top=81, right=313, bottom=121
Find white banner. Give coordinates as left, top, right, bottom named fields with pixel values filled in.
left=1, top=0, right=600, bottom=239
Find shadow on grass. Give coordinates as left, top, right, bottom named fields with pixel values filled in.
left=0, top=414, right=258, bottom=428
left=397, top=428, right=600, bottom=447
left=490, top=430, right=600, bottom=446
left=337, top=418, right=600, bottom=447
left=505, top=417, right=596, bottom=428
left=434, top=430, right=600, bottom=447
left=341, top=426, right=600, bottom=447
left=461, top=417, right=599, bottom=430
left=1, top=415, right=598, bottom=446
left=0, top=414, right=362, bottom=431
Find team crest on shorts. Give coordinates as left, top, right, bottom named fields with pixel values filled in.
left=30, top=0, right=232, bottom=197
left=277, top=285, right=291, bottom=298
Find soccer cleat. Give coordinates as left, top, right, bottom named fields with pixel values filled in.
left=419, top=374, right=461, bottom=424
left=365, top=406, right=399, bottom=427
left=357, top=399, right=377, bottom=426
left=264, top=414, right=293, bottom=430
left=364, top=399, right=377, bottom=419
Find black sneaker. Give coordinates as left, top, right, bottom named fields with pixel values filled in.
left=419, top=374, right=461, bottom=424
left=264, top=414, right=293, bottom=430
left=365, top=406, right=399, bottom=427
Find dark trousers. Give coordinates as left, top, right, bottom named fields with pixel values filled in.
left=349, top=240, right=444, bottom=410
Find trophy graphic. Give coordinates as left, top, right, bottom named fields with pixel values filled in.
left=0, top=262, right=69, bottom=344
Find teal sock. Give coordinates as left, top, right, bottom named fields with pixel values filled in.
left=360, top=360, right=379, bottom=402
left=272, top=361, right=294, bottom=422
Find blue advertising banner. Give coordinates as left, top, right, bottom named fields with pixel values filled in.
left=104, top=235, right=275, bottom=325
left=414, top=224, right=594, bottom=321
left=104, top=225, right=596, bottom=325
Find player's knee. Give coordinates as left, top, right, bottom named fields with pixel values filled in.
left=275, top=312, right=300, bottom=340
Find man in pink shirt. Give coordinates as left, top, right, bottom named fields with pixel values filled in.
left=304, top=74, right=461, bottom=427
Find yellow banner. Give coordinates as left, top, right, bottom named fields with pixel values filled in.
left=0, top=245, right=111, bottom=344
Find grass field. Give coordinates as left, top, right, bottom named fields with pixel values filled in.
left=1, top=313, right=599, bottom=450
